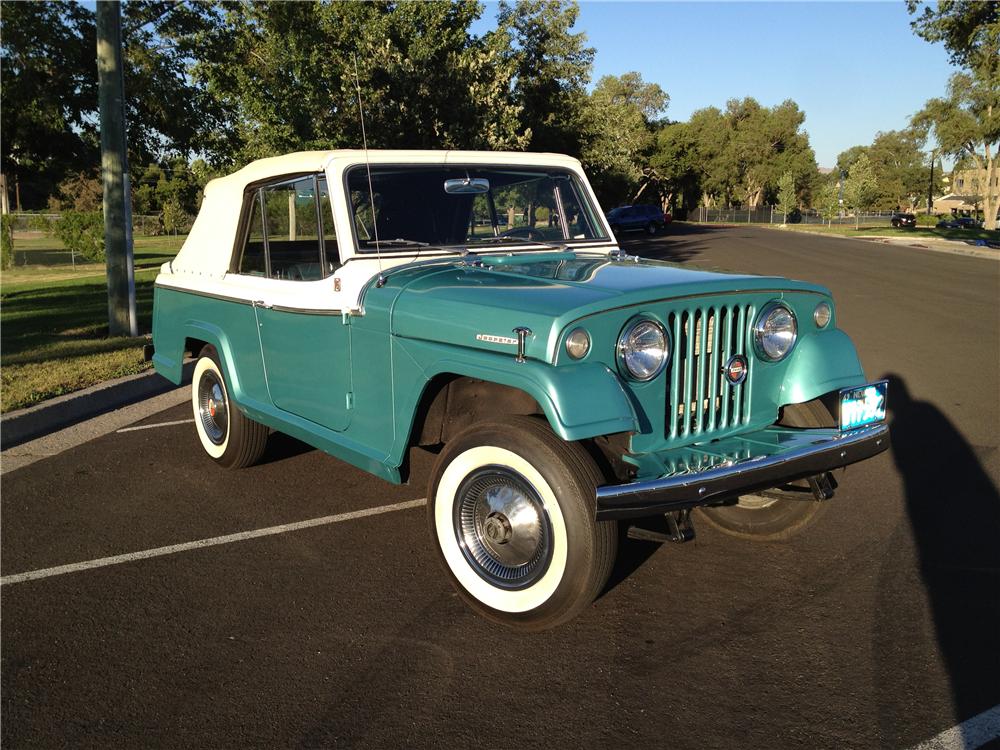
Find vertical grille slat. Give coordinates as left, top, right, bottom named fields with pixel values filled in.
left=694, top=310, right=707, bottom=435
left=682, top=309, right=695, bottom=437
left=707, top=307, right=721, bottom=432
left=669, top=312, right=681, bottom=439
left=732, top=304, right=747, bottom=425
left=666, top=301, right=754, bottom=441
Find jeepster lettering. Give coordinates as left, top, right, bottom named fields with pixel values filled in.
left=476, top=334, right=519, bottom=346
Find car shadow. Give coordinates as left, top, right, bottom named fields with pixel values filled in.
left=875, top=373, right=1000, bottom=743
left=598, top=516, right=670, bottom=600
left=257, top=431, right=316, bottom=465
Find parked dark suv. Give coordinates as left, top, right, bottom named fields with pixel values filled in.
left=890, top=213, right=916, bottom=228
left=606, top=204, right=670, bottom=235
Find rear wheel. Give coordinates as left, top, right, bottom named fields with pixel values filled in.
left=696, top=400, right=834, bottom=540
left=427, top=417, right=616, bottom=631
left=645, top=221, right=657, bottom=235
left=192, top=346, right=269, bottom=469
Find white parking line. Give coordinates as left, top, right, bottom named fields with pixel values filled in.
left=1, top=498, right=427, bottom=586
left=909, top=705, right=1000, bottom=750
left=116, top=418, right=194, bottom=433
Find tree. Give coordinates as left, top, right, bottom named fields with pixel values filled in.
left=580, top=72, right=668, bottom=205
left=814, top=178, right=841, bottom=226
left=844, top=153, right=880, bottom=228
left=496, top=0, right=594, bottom=155
left=0, top=2, right=99, bottom=209
left=650, top=121, right=703, bottom=216
left=907, top=2, right=999, bottom=229
left=906, top=1, right=999, bottom=85
left=777, top=171, right=796, bottom=224
left=838, top=130, right=939, bottom=210
left=1, top=1, right=224, bottom=209
left=192, top=2, right=529, bottom=164
left=678, top=98, right=817, bottom=210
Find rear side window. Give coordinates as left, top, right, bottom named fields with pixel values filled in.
left=237, top=174, right=340, bottom=280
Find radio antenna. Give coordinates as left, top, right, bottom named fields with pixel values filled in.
left=353, top=56, right=384, bottom=287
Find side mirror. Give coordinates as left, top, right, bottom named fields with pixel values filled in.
left=444, top=177, right=490, bottom=195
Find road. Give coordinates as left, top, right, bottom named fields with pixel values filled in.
left=3, top=225, right=999, bottom=749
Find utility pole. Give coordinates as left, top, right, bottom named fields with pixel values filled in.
left=96, top=0, right=137, bottom=337
left=927, top=150, right=935, bottom=217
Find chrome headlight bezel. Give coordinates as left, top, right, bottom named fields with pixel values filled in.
left=753, top=302, right=798, bottom=361
left=616, top=318, right=670, bottom=381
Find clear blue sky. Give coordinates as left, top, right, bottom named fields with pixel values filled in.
left=475, top=1, right=957, bottom=168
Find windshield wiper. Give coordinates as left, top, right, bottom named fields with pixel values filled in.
left=471, top=235, right=567, bottom=250
left=361, top=238, right=431, bottom=248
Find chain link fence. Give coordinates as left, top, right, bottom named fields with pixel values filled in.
left=7, top=212, right=193, bottom=237
left=6, top=212, right=193, bottom=268
left=694, top=206, right=901, bottom=227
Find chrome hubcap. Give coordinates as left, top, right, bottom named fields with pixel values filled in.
left=197, top=371, right=228, bottom=445
left=455, top=466, right=552, bottom=590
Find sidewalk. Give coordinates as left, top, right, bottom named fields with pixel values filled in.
left=0, top=361, right=194, bottom=450
left=752, top=224, right=999, bottom=261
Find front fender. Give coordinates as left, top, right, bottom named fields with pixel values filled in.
left=391, top=338, right=638, bottom=465
left=781, top=328, right=867, bottom=404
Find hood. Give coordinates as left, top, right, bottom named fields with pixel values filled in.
left=384, top=253, right=828, bottom=361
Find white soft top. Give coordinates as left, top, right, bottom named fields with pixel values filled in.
left=167, top=149, right=587, bottom=279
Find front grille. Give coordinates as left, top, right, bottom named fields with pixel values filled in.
left=667, top=303, right=755, bottom=439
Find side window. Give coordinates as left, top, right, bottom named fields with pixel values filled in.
left=237, top=174, right=333, bottom=281
left=262, top=177, right=322, bottom=280
left=317, top=177, right=340, bottom=272
left=239, top=191, right=267, bottom=276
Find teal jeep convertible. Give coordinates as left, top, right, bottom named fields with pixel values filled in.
left=152, top=150, right=889, bottom=630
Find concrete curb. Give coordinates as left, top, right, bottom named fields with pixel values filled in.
left=0, top=361, right=195, bottom=450
left=742, top=224, right=1000, bottom=261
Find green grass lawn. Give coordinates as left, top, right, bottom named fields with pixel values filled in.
left=757, top=223, right=1000, bottom=243
left=1, top=234, right=185, bottom=413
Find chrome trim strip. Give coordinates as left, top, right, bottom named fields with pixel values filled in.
left=563, top=288, right=826, bottom=330
left=155, top=283, right=344, bottom=315
left=595, top=423, right=890, bottom=521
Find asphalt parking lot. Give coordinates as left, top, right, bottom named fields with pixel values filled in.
left=3, top=225, right=999, bottom=749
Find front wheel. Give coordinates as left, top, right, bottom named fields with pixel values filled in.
left=427, top=417, right=616, bottom=631
left=192, top=346, right=269, bottom=469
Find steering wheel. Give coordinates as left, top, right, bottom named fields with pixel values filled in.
left=499, top=227, right=545, bottom=241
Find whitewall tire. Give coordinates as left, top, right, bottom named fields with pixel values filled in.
left=192, top=346, right=268, bottom=469
left=427, top=417, right=617, bottom=631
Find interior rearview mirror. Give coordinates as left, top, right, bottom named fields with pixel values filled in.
left=444, top=177, right=490, bottom=195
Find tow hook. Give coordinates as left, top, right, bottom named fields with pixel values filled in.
left=808, top=472, right=836, bottom=501
left=627, top=509, right=695, bottom=544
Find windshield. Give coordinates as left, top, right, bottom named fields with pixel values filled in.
left=346, top=165, right=609, bottom=252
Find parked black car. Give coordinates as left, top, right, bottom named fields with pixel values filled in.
left=936, top=216, right=981, bottom=229
left=890, top=213, right=916, bottom=228
left=606, top=204, right=671, bottom=235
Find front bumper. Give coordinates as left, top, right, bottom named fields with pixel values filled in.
left=596, top=423, right=890, bottom=520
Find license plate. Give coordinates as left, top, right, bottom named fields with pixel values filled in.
left=839, top=380, right=888, bottom=431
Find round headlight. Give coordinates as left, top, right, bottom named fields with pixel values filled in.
left=813, top=301, right=832, bottom=328
left=565, top=328, right=591, bottom=360
left=617, top=319, right=669, bottom=381
left=753, top=303, right=797, bottom=361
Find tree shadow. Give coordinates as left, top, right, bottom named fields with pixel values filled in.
left=617, top=222, right=719, bottom=264
left=877, top=373, right=1000, bottom=742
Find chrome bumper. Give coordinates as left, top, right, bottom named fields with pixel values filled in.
left=595, top=423, right=890, bottom=520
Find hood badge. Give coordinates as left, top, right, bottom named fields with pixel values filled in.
left=477, top=329, right=532, bottom=363
left=476, top=334, right=519, bottom=346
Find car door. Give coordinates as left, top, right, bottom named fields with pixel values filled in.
left=239, top=175, right=353, bottom=432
